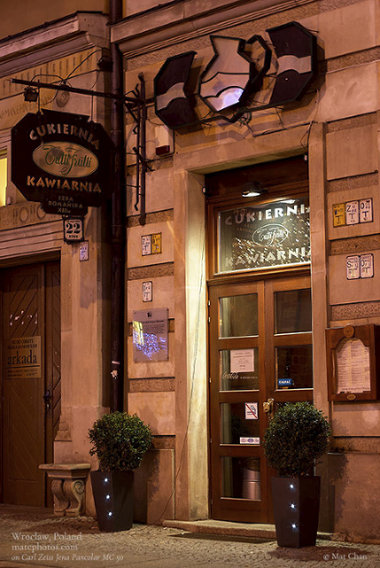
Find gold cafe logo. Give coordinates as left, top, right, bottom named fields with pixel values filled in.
left=32, top=143, right=98, bottom=178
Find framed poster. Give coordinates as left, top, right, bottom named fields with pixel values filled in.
left=326, top=325, right=380, bottom=401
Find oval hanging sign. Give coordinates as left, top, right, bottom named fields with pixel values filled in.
left=32, top=142, right=99, bottom=178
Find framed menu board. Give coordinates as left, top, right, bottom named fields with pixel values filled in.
left=326, top=325, right=380, bottom=401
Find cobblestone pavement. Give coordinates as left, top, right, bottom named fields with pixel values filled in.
left=0, top=505, right=379, bottom=568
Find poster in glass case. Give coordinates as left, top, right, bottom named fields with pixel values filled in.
left=326, top=325, right=380, bottom=401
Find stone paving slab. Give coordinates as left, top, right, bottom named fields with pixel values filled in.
left=0, top=505, right=379, bottom=568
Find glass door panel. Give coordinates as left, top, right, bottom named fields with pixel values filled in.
left=220, top=294, right=258, bottom=337
left=275, top=288, right=312, bottom=333
left=219, top=348, right=259, bottom=391
left=222, top=457, right=261, bottom=500
left=221, top=402, right=260, bottom=444
left=276, top=345, right=313, bottom=389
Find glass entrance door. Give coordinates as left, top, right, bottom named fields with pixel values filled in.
left=208, top=274, right=312, bottom=522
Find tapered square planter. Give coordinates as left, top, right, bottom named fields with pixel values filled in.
left=271, top=476, right=320, bottom=547
left=91, top=470, right=134, bottom=532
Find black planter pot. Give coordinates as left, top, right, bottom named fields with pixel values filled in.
left=91, top=470, right=134, bottom=532
left=271, top=476, right=320, bottom=548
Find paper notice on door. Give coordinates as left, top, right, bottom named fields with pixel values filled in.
left=245, top=402, right=258, bottom=420
left=230, top=349, right=254, bottom=373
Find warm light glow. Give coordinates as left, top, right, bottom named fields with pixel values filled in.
left=0, top=154, right=6, bottom=207
left=242, top=189, right=262, bottom=198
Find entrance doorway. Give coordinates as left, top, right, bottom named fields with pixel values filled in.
left=206, top=156, right=312, bottom=523
left=208, top=274, right=312, bottom=522
left=0, top=261, right=61, bottom=506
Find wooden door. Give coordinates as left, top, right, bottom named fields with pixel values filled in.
left=208, top=274, right=312, bottom=522
left=0, top=262, right=60, bottom=506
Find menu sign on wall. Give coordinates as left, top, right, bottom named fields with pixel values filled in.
left=336, top=338, right=371, bottom=393
left=218, top=198, right=310, bottom=272
left=11, top=109, right=114, bottom=216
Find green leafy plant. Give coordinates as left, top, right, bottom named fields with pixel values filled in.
left=89, top=411, right=153, bottom=471
left=263, top=402, right=330, bottom=477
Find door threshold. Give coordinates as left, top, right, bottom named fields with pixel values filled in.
left=163, top=519, right=276, bottom=539
left=163, top=519, right=332, bottom=541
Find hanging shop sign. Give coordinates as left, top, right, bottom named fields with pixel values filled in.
left=11, top=109, right=114, bottom=216
left=218, top=197, right=310, bottom=273
left=154, top=21, right=317, bottom=128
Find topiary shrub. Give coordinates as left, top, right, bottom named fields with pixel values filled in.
left=89, top=411, right=153, bottom=472
left=263, top=402, right=330, bottom=477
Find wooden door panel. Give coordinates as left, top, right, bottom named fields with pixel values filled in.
left=209, top=281, right=266, bottom=522
left=208, top=274, right=312, bottom=523
left=1, top=261, right=61, bottom=507
left=2, top=265, right=45, bottom=505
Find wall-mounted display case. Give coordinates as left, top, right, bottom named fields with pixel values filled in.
left=326, top=324, right=380, bottom=401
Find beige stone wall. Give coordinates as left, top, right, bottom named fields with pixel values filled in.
left=121, top=0, right=380, bottom=539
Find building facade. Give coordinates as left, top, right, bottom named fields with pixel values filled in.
left=112, top=0, right=380, bottom=542
left=0, top=5, right=111, bottom=513
left=1, top=0, right=380, bottom=544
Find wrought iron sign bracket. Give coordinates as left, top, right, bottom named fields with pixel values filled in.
left=123, top=74, right=153, bottom=225
left=11, top=75, right=149, bottom=225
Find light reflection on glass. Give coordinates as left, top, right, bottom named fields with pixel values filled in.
left=133, top=324, right=168, bottom=359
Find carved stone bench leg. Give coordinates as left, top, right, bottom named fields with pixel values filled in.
left=51, top=479, right=69, bottom=517
left=39, top=463, right=90, bottom=517
left=64, top=479, right=85, bottom=517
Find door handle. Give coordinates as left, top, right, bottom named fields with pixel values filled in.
left=263, top=398, right=274, bottom=419
left=43, top=389, right=52, bottom=410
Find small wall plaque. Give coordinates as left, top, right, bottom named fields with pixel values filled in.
left=141, top=235, right=152, bottom=256
left=151, top=233, right=162, bottom=254
left=63, top=218, right=84, bottom=243
left=332, top=203, right=346, bottom=227
left=346, top=255, right=360, bottom=279
left=333, top=198, right=373, bottom=227
left=79, top=241, right=89, bottom=262
left=141, top=233, right=162, bottom=256
left=345, top=201, right=359, bottom=225
left=142, top=281, right=153, bottom=302
left=346, top=253, right=373, bottom=280
left=360, top=253, right=374, bottom=278
left=360, top=198, right=373, bottom=223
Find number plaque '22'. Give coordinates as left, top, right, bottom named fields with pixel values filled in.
left=63, top=218, right=84, bottom=243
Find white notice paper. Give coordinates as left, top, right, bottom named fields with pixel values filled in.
left=230, top=349, right=254, bottom=373
left=336, top=338, right=371, bottom=393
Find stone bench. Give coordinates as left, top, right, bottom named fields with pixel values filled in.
left=39, top=463, right=91, bottom=517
